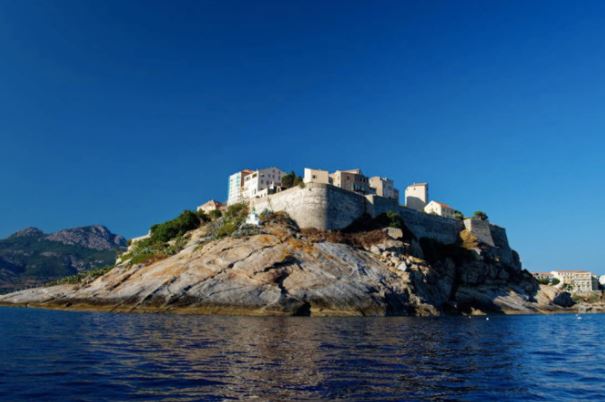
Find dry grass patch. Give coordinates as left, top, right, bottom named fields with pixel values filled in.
left=300, top=228, right=389, bottom=250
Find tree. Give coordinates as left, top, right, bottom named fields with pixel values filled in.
left=453, top=210, right=464, bottom=221
left=281, top=171, right=303, bottom=189
left=196, top=210, right=209, bottom=223
left=473, top=211, right=489, bottom=221
left=209, top=209, right=222, bottom=220
left=551, top=278, right=560, bottom=286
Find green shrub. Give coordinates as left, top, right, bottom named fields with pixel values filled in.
left=473, top=211, right=489, bottom=221
left=551, top=278, right=560, bottom=285
left=196, top=210, right=209, bottom=222
left=47, top=265, right=114, bottom=286
left=384, top=211, right=404, bottom=228
left=281, top=171, right=303, bottom=189
left=259, top=209, right=273, bottom=222
left=223, top=203, right=248, bottom=221
left=121, top=210, right=202, bottom=266
left=209, top=209, right=222, bottom=220
left=453, top=211, right=464, bottom=221
left=258, top=210, right=299, bottom=230
left=122, top=235, right=189, bottom=266
left=150, top=210, right=201, bottom=243
left=212, top=203, right=249, bottom=239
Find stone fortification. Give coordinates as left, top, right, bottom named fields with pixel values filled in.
left=250, top=183, right=510, bottom=251
left=249, top=183, right=366, bottom=231
left=464, top=218, right=494, bottom=246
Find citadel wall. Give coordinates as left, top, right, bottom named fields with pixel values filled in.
left=249, top=183, right=508, bottom=249
left=249, top=183, right=366, bottom=230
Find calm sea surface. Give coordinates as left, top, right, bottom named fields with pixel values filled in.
left=0, top=308, right=604, bottom=401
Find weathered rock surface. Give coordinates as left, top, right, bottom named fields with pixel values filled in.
left=45, top=225, right=127, bottom=250
left=0, top=221, right=577, bottom=316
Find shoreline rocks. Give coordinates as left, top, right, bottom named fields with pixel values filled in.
left=0, top=221, right=584, bottom=317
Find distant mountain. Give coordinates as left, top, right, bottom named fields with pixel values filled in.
left=0, top=225, right=126, bottom=293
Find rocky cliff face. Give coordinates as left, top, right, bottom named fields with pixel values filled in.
left=45, top=225, right=127, bottom=250
left=0, top=217, right=572, bottom=316
left=0, top=225, right=127, bottom=293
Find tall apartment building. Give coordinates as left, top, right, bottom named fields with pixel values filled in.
left=369, top=176, right=399, bottom=201
left=405, top=183, right=429, bottom=211
left=227, top=169, right=253, bottom=205
left=242, top=167, right=286, bottom=199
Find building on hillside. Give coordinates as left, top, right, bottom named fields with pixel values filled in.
left=197, top=200, right=224, bottom=214
left=303, top=168, right=331, bottom=185
left=369, top=176, right=399, bottom=201
left=242, top=167, right=286, bottom=200
left=227, top=169, right=253, bottom=205
left=330, top=169, right=370, bottom=194
left=424, top=200, right=456, bottom=219
left=532, top=272, right=554, bottom=282
left=551, top=270, right=597, bottom=293
left=405, top=183, right=428, bottom=211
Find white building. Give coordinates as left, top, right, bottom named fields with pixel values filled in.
left=227, top=169, right=253, bottom=205
left=242, top=167, right=286, bottom=199
left=245, top=210, right=261, bottom=226
left=405, top=183, right=428, bottom=211
left=532, top=272, right=554, bottom=282
left=369, top=176, right=399, bottom=201
left=599, top=275, right=605, bottom=287
left=424, top=200, right=456, bottom=219
left=551, top=270, right=597, bottom=293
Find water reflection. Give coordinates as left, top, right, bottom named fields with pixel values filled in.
left=1, top=309, right=604, bottom=401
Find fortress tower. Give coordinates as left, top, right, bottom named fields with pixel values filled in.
left=405, top=182, right=428, bottom=211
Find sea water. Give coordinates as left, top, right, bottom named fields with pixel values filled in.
left=0, top=307, right=603, bottom=401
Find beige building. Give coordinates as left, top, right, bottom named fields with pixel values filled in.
left=424, top=200, right=456, bottom=219
left=197, top=200, right=224, bottom=214
left=405, top=183, right=428, bottom=211
left=242, top=167, right=286, bottom=199
left=227, top=169, right=253, bottom=205
left=330, top=169, right=370, bottom=194
left=369, top=176, right=399, bottom=201
left=551, top=270, right=597, bottom=293
left=303, top=168, right=331, bottom=185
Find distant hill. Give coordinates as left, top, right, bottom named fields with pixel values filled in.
left=0, top=225, right=126, bottom=293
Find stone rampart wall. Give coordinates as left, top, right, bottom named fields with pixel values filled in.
left=489, top=225, right=510, bottom=250
left=250, top=183, right=516, bottom=266
left=249, top=184, right=466, bottom=244
left=249, top=183, right=366, bottom=230
left=464, top=218, right=495, bottom=247
left=398, top=207, right=464, bottom=245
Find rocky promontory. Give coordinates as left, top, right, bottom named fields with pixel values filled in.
left=0, top=211, right=575, bottom=316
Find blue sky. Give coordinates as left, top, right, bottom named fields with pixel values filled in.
left=1, top=1, right=604, bottom=273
